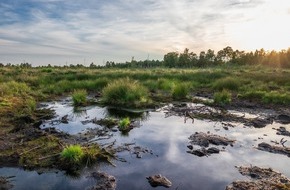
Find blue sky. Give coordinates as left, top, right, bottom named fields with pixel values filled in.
left=0, top=0, right=289, bottom=66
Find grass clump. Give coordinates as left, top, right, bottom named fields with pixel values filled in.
left=72, top=89, right=87, bottom=106
left=61, top=145, right=84, bottom=165
left=172, top=83, right=189, bottom=100
left=119, top=117, right=131, bottom=131
left=212, top=77, right=240, bottom=91
left=262, top=92, right=290, bottom=105
left=214, top=90, right=232, bottom=105
left=102, top=78, right=150, bottom=108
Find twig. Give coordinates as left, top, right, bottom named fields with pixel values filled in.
left=20, top=145, right=44, bottom=156
left=280, top=138, right=287, bottom=147
left=38, top=153, right=60, bottom=160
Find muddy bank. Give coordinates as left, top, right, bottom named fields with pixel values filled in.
left=187, top=132, right=235, bottom=157
left=0, top=176, right=13, bottom=190
left=226, top=166, right=290, bottom=190
left=257, top=142, right=290, bottom=157
left=88, top=172, right=116, bottom=190
left=161, top=103, right=290, bottom=129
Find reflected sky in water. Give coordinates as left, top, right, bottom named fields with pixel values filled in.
left=1, top=100, right=290, bottom=190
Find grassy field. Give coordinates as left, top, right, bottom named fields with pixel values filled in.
left=1, top=65, right=290, bottom=110
left=0, top=64, right=290, bottom=170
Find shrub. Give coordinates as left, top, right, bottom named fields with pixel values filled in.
left=61, top=145, right=84, bottom=164
left=119, top=117, right=130, bottom=131
left=212, top=77, right=240, bottom=91
left=172, top=83, right=189, bottom=100
left=214, top=90, right=232, bottom=105
left=102, top=78, right=149, bottom=107
left=72, top=89, right=87, bottom=106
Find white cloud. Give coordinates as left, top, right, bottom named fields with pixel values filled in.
left=0, top=0, right=289, bottom=65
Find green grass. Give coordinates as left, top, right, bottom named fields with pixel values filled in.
left=1, top=66, right=290, bottom=110
left=212, top=77, right=240, bottom=91
left=119, top=117, right=131, bottom=131
left=214, top=90, right=232, bottom=105
left=72, top=89, right=87, bottom=106
left=61, top=145, right=84, bottom=164
left=102, top=78, right=150, bottom=108
left=172, top=83, right=190, bottom=100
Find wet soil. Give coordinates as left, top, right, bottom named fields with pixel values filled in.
left=226, top=166, right=290, bottom=190
left=1, top=98, right=290, bottom=189
left=187, top=132, right=235, bottom=157
left=0, top=176, right=13, bottom=190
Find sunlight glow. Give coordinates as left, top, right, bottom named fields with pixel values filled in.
left=227, top=1, right=290, bottom=51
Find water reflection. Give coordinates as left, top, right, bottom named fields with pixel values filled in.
left=106, top=107, right=150, bottom=121
left=4, top=100, right=290, bottom=190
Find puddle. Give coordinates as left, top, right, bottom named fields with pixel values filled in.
left=1, top=99, right=290, bottom=190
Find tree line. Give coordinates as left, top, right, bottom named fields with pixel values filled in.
left=1, top=46, right=289, bottom=68
left=104, top=47, right=290, bottom=68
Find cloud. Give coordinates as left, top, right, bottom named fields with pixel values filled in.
left=0, top=0, right=289, bottom=65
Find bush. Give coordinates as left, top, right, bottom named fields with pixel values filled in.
left=102, top=78, right=149, bottom=108
left=72, top=89, right=87, bottom=106
left=172, top=83, right=189, bottom=100
left=61, top=145, right=84, bottom=164
left=214, top=90, right=232, bottom=105
left=212, top=77, right=240, bottom=91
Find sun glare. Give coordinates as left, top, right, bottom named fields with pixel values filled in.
left=228, top=1, right=290, bottom=51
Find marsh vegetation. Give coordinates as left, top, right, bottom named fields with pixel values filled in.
left=1, top=50, right=290, bottom=189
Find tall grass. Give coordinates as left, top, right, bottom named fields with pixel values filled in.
left=102, top=78, right=150, bottom=108
left=72, top=89, right=87, bottom=106
left=214, top=90, right=232, bottom=105
left=172, top=83, right=190, bottom=100
left=212, top=77, right=240, bottom=91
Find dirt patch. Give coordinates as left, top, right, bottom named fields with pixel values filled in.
left=0, top=176, right=14, bottom=190
left=88, top=171, right=116, bottom=190
left=226, top=166, right=290, bottom=190
left=146, top=174, right=172, bottom=188
left=187, top=132, right=235, bottom=157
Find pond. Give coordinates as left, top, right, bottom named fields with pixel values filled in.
left=1, top=98, right=290, bottom=190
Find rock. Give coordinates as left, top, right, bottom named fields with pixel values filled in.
left=89, top=172, right=116, bottom=190
left=276, top=114, right=290, bottom=124
left=146, top=174, right=172, bottom=188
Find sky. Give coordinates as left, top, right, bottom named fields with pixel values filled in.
left=0, top=0, right=290, bottom=66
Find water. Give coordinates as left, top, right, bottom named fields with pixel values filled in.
left=1, top=99, right=290, bottom=190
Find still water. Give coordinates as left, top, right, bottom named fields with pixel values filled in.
left=1, top=99, right=290, bottom=190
